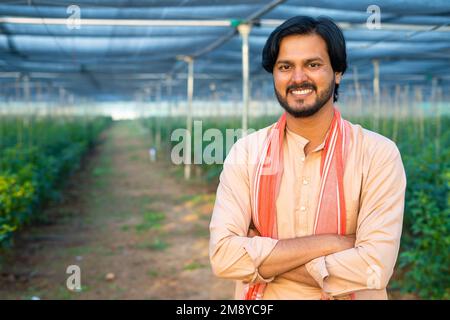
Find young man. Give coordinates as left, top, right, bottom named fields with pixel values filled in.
left=209, top=16, right=406, bottom=300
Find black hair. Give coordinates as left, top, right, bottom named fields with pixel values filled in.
left=262, top=16, right=347, bottom=102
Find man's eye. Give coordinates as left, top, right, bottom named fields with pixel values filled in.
left=279, top=65, right=290, bottom=71
left=309, top=63, right=321, bottom=68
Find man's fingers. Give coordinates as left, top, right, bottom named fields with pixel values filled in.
left=247, top=228, right=260, bottom=237
left=320, top=291, right=334, bottom=300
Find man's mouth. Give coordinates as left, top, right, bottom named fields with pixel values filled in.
left=288, top=87, right=314, bottom=98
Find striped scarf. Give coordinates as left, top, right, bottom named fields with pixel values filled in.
left=244, top=107, right=350, bottom=300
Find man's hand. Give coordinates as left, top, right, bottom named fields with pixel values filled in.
left=247, top=225, right=356, bottom=280
left=247, top=227, right=260, bottom=238
left=277, top=235, right=355, bottom=287
left=247, top=226, right=356, bottom=299
left=278, top=264, right=321, bottom=287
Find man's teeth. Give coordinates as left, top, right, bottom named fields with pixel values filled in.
left=291, top=89, right=312, bottom=94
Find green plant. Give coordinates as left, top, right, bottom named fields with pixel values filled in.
left=0, top=116, right=112, bottom=248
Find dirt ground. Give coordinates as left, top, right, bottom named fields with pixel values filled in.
left=0, top=121, right=234, bottom=300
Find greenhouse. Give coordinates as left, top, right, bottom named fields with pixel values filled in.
left=0, top=0, right=449, bottom=300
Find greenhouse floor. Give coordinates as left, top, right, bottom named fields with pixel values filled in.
left=0, top=122, right=233, bottom=299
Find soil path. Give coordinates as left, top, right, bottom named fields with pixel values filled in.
left=0, top=121, right=234, bottom=299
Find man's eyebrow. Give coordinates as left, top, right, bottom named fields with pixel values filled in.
left=275, top=57, right=325, bottom=65
left=275, top=60, right=292, bottom=65
left=304, top=57, right=324, bottom=64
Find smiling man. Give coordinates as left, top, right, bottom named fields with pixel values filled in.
left=209, top=16, right=406, bottom=300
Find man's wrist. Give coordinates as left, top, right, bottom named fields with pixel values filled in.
left=305, top=256, right=329, bottom=289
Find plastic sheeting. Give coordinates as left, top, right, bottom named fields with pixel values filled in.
left=0, top=0, right=449, bottom=101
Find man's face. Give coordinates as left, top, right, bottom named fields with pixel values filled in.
left=273, top=33, right=341, bottom=118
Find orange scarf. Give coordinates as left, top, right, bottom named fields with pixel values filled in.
left=245, top=107, right=350, bottom=300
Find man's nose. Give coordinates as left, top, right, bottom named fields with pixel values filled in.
left=291, top=67, right=308, bottom=83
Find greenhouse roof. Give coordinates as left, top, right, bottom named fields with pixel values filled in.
left=1, top=0, right=449, bottom=101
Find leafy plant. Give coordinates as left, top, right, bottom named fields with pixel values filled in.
left=0, top=116, right=112, bottom=248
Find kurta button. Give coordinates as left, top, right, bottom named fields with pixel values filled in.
left=300, top=206, right=306, bottom=211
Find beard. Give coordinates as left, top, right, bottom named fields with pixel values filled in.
left=275, top=76, right=335, bottom=118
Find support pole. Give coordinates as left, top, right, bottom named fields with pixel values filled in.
left=431, top=77, right=440, bottom=156
left=392, top=84, right=401, bottom=142
left=414, top=86, right=424, bottom=143
left=156, top=82, right=162, bottom=150
left=184, top=56, right=194, bottom=180
left=352, top=66, right=362, bottom=119
left=166, top=75, right=173, bottom=117
left=23, top=75, right=31, bottom=148
left=372, top=59, right=380, bottom=131
left=238, top=23, right=251, bottom=135
left=59, top=86, right=65, bottom=118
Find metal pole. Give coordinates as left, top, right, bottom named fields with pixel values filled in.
left=59, top=86, right=64, bottom=115
left=15, top=74, right=20, bottom=104
left=238, top=23, right=251, bottom=135
left=184, top=56, right=194, bottom=180
left=434, top=79, right=442, bottom=157
left=414, top=86, right=424, bottom=143
left=372, top=59, right=380, bottom=131
left=23, top=75, right=30, bottom=106
left=0, top=17, right=234, bottom=27
left=166, top=76, right=173, bottom=117
left=46, top=83, right=52, bottom=117
left=156, top=82, right=162, bottom=149
left=352, top=66, right=362, bottom=118
left=23, top=75, right=31, bottom=148
left=15, top=75, right=23, bottom=145
left=392, top=84, right=401, bottom=142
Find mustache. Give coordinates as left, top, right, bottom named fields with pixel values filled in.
left=286, top=83, right=316, bottom=94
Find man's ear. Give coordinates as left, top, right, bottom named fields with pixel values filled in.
left=335, top=72, right=342, bottom=84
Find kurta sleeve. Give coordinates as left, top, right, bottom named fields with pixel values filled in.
left=209, top=138, right=279, bottom=284
left=305, top=139, right=406, bottom=296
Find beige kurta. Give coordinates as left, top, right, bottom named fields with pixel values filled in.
left=209, top=119, right=406, bottom=300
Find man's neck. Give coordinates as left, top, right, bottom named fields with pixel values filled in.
left=285, top=102, right=334, bottom=155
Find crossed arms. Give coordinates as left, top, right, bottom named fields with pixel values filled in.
left=248, top=228, right=355, bottom=289
left=209, top=138, right=406, bottom=297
